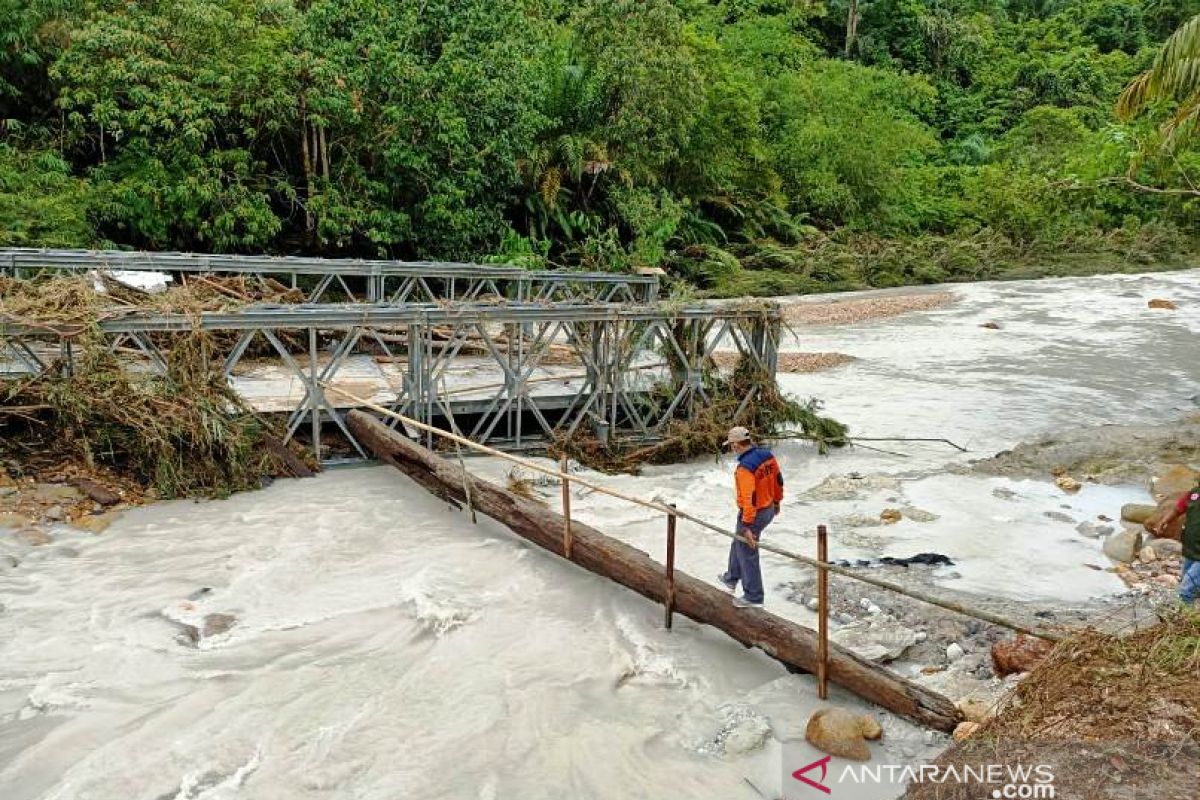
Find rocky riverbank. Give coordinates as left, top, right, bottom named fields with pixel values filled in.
left=0, top=461, right=145, bottom=565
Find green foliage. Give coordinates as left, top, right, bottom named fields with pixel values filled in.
left=0, top=0, right=1195, bottom=286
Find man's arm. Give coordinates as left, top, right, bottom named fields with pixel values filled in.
left=1149, top=495, right=1189, bottom=535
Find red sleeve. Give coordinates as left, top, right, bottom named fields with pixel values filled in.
left=1179, top=493, right=1198, bottom=514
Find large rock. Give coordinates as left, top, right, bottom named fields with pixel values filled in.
left=1121, top=504, right=1158, bottom=524
left=805, top=708, right=882, bottom=762
left=991, top=635, right=1055, bottom=677
left=1150, top=538, right=1184, bottom=558
left=956, top=698, right=997, bottom=724
left=830, top=616, right=919, bottom=663
left=953, top=721, right=981, bottom=741
left=69, top=477, right=122, bottom=507
left=1150, top=465, right=1200, bottom=501
left=1103, top=530, right=1142, bottom=563
left=1148, top=298, right=1178, bottom=310
left=14, top=528, right=52, bottom=546
left=70, top=512, right=119, bottom=534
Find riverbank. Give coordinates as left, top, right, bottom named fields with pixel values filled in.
left=690, top=234, right=1199, bottom=299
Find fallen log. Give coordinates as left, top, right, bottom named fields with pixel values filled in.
left=347, top=410, right=962, bottom=732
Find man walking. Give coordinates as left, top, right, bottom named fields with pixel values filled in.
left=717, top=426, right=784, bottom=609
left=1149, top=484, right=1200, bottom=605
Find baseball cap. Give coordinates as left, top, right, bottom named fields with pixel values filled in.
left=723, top=426, right=752, bottom=447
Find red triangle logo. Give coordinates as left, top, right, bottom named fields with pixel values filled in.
left=792, top=755, right=833, bottom=794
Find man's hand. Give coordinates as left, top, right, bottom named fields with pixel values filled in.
left=741, top=527, right=758, bottom=549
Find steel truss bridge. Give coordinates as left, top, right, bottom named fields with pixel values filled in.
left=0, top=303, right=781, bottom=463
left=0, top=248, right=659, bottom=304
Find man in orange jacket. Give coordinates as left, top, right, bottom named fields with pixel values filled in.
left=716, top=426, right=783, bottom=608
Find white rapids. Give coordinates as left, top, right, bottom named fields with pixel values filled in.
left=2, top=268, right=1200, bottom=799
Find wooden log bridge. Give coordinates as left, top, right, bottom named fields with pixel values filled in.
left=348, top=410, right=962, bottom=732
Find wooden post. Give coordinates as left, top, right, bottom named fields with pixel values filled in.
left=560, top=455, right=573, bottom=559
left=817, top=524, right=829, bottom=700
left=665, top=504, right=677, bottom=629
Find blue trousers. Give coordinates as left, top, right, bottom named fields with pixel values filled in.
left=1181, top=558, right=1200, bottom=604
left=721, top=506, right=776, bottom=604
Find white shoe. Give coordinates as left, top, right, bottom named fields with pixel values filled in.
left=717, top=574, right=737, bottom=592
left=732, top=595, right=763, bottom=609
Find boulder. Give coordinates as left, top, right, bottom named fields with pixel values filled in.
left=30, top=484, right=81, bottom=504
left=201, top=613, right=237, bottom=638
left=1103, top=530, right=1142, bottom=563
left=14, top=528, right=52, bottom=547
left=1147, top=298, right=1178, bottom=310
left=1139, top=546, right=1159, bottom=563
left=980, top=321, right=1002, bottom=330
left=956, top=698, right=997, bottom=724
left=805, top=708, right=882, bottom=761
left=1076, top=521, right=1114, bottom=539
left=831, top=616, right=919, bottom=662
left=69, top=477, right=122, bottom=507
left=991, top=635, right=1055, bottom=677
left=70, top=512, right=119, bottom=534
left=1150, top=538, right=1184, bottom=558
left=953, top=721, right=981, bottom=741
left=1121, top=504, right=1157, bottom=524
left=1043, top=511, right=1075, bottom=524
left=1054, top=474, right=1082, bottom=493
left=44, top=505, right=65, bottom=522
left=880, top=508, right=902, bottom=524
left=946, top=643, right=965, bottom=662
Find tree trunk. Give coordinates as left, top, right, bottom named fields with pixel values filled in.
left=347, top=410, right=962, bottom=732
left=845, top=0, right=860, bottom=58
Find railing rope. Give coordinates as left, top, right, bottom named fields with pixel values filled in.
left=320, top=384, right=1063, bottom=641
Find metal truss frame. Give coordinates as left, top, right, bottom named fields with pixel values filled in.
left=1, top=303, right=780, bottom=463
left=0, top=248, right=659, bottom=304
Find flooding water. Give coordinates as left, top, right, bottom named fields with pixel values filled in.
left=2, top=269, right=1199, bottom=799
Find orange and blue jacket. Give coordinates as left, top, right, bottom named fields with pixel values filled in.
left=734, top=446, right=784, bottom=524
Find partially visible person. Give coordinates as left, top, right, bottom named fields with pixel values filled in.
left=1149, top=485, right=1200, bottom=605
left=716, top=426, right=783, bottom=609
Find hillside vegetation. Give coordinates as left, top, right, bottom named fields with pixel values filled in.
left=3, top=1, right=1200, bottom=293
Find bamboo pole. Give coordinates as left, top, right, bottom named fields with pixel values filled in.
left=817, top=524, right=829, bottom=700
left=665, top=503, right=677, bottom=630
left=560, top=454, right=573, bottom=559
left=321, top=384, right=1063, bottom=641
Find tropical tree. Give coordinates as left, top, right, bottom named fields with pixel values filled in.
left=1117, top=14, right=1200, bottom=144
